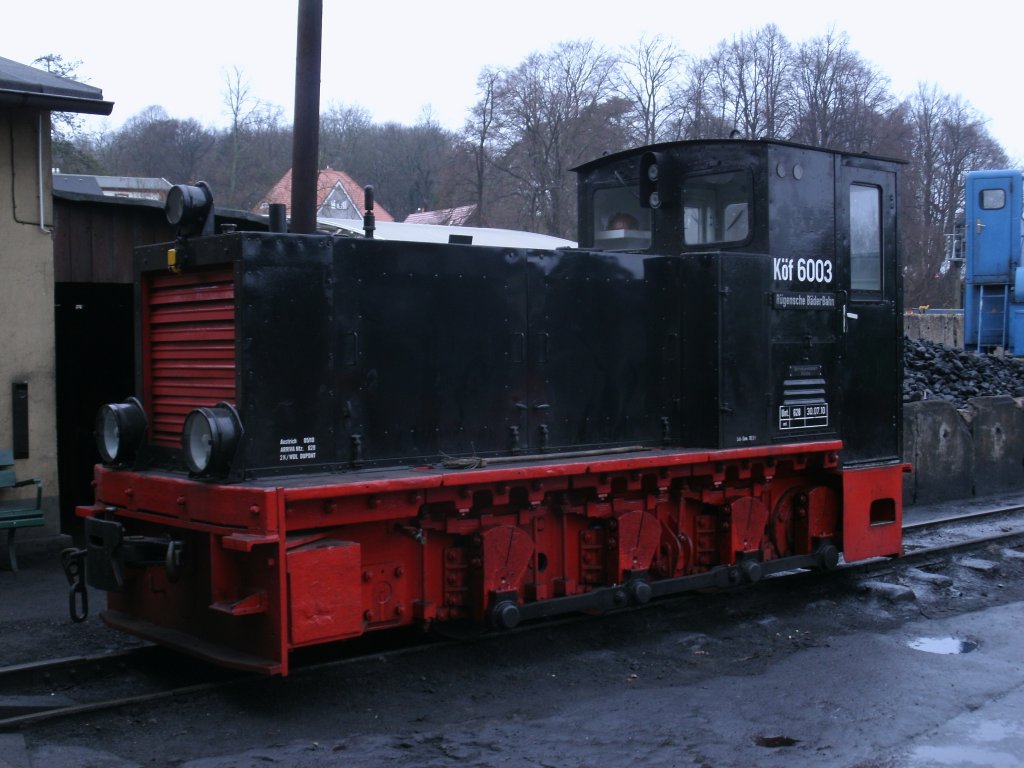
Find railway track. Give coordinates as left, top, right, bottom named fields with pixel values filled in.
left=0, top=645, right=246, bottom=730
left=902, top=503, right=1024, bottom=557
left=0, top=627, right=453, bottom=731
left=5, top=499, right=1024, bottom=731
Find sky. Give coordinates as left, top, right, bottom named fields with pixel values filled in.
left=4, top=0, right=1023, bottom=164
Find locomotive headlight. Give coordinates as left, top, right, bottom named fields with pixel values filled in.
left=646, top=161, right=661, bottom=207
left=182, top=403, right=242, bottom=476
left=166, top=182, right=214, bottom=236
left=639, top=150, right=676, bottom=210
left=95, top=397, right=147, bottom=464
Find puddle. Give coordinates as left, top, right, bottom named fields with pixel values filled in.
left=911, top=745, right=1020, bottom=766
left=906, top=636, right=978, bottom=654
left=975, top=719, right=1020, bottom=743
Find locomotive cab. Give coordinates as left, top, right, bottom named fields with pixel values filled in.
left=575, top=139, right=904, bottom=467
left=583, top=152, right=755, bottom=255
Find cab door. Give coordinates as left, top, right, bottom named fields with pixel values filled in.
left=965, top=171, right=1017, bottom=283
left=835, top=160, right=902, bottom=465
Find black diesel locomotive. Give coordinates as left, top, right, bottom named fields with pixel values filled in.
left=74, top=139, right=905, bottom=674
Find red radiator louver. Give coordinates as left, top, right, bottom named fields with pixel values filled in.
left=143, top=268, right=237, bottom=448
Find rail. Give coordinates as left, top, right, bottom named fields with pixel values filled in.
left=6, top=499, right=1024, bottom=730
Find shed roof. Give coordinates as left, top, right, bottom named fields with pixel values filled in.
left=54, top=174, right=172, bottom=203
left=52, top=174, right=104, bottom=196
left=0, top=56, right=113, bottom=115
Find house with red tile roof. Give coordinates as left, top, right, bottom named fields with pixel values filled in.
left=254, top=168, right=394, bottom=222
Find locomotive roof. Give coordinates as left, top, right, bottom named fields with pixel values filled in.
left=572, top=137, right=906, bottom=173
left=317, top=218, right=577, bottom=249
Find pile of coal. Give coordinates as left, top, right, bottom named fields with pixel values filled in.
left=903, top=337, right=1024, bottom=406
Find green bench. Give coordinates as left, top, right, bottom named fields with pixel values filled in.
left=1, top=448, right=43, bottom=571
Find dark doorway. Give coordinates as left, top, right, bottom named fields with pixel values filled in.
left=55, top=282, right=134, bottom=538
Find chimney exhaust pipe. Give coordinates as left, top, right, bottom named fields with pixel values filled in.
left=268, top=203, right=288, bottom=233
left=290, top=0, right=323, bottom=234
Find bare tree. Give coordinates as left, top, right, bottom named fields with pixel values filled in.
left=460, top=67, right=502, bottom=226
left=222, top=67, right=266, bottom=202
left=226, top=103, right=290, bottom=210
left=614, top=34, right=686, bottom=145
left=670, top=56, right=733, bottom=140
left=319, top=103, right=374, bottom=170
left=751, top=24, right=794, bottom=139
left=99, top=105, right=171, bottom=175
left=372, top=115, right=458, bottom=220
left=789, top=28, right=893, bottom=152
left=485, top=40, right=619, bottom=236
left=101, top=106, right=214, bottom=184
left=706, top=36, right=748, bottom=136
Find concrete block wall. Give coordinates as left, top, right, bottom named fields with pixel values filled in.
left=903, top=396, right=1024, bottom=506
left=904, top=312, right=963, bottom=349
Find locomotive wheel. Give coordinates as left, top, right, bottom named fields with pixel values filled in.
left=768, top=487, right=808, bottom=559
left=490, top=600, right=522, bottom=630
left=815, top=542, right=840, bottom=571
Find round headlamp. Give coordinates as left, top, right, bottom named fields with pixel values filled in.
left=182, top=403, right=242, bottom=476
left=95, top=397, right=147, bottom=464
left=166, top=182, right=214, bottom=236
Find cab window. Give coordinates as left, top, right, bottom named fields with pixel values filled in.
left=980, top=188, right=1006, bottom=210
left=682, top=171, right=752, bottom=246
left=850, top=183, right=882, bottom=293
left=592, top=187, right=651, bottom=250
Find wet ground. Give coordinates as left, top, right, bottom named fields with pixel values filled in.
left=3, top=504, right=1024, bottom=768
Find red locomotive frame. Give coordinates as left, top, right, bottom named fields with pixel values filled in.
left=80, top=442, right=903, bottom=675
